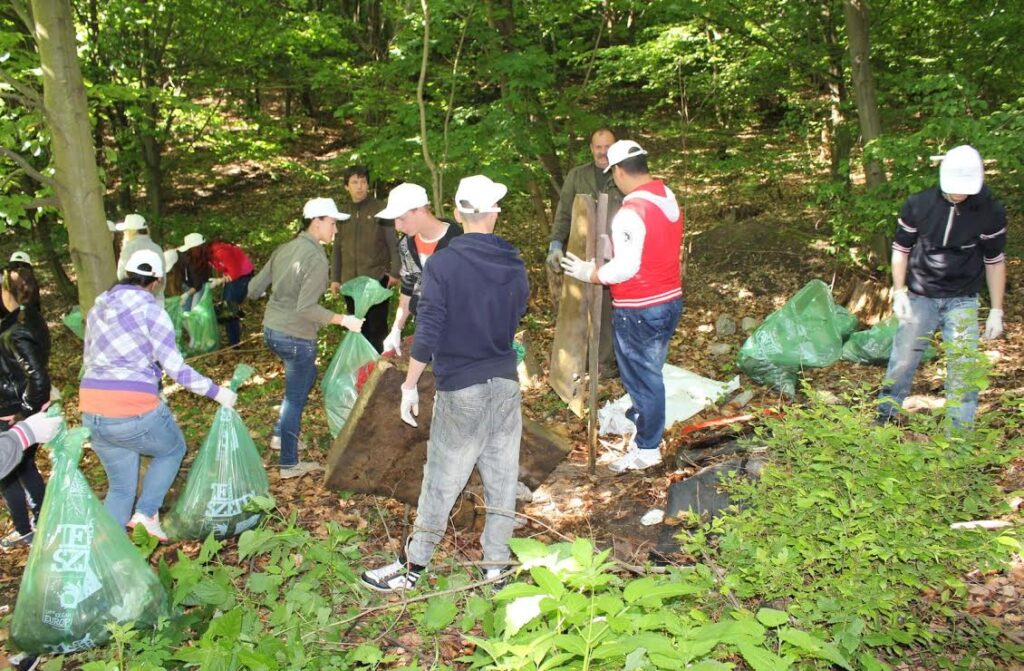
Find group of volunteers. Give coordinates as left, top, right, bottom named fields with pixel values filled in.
left=0, top=128, right=1008, bottom=600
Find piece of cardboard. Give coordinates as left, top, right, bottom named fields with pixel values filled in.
left=323, top=362, right=571, bottom=506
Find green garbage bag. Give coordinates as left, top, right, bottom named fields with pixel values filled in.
left=11, top=414, right=168, bottom=655
left=166, top=364, right=269, bottom=539
left=737, top=279, right=859, bottom=397
left=183, top=283, right=220, bottom=355
left=63, top=307, right=84, bottom=340
left=841, top=315, right=937, bottom=365
left=321, top=277, right=392, bottom=436
left=164, top=295, right=185, bottom=346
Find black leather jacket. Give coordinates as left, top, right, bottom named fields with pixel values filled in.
left=0, top=307, right=51, bottom=418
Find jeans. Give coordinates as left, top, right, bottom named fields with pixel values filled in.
left=0, top=439, right=45, bottom=535
left=84, top=403, right=187, bottom=525
left=264, top=327, right=318, bottom=466
left=222, top=274, right=252, bottom=346
left=613, top=298, right=683, bottom=450
left=877, top=293, right=980, bottom=429
left=406, top=378, right=522, bottom=568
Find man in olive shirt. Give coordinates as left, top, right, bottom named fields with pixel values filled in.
left=330, top=165, right=401, bottom=353
left=546, top=127, right=624, bottom=371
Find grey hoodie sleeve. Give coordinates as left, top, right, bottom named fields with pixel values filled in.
left=0, top=421, right=31, bottom=480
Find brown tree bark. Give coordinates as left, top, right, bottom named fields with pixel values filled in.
left=842, top=0, right=886, bottom=188
left=31, top=0, right=116, bottom=313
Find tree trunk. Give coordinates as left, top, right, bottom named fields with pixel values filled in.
left=31, top=0, right=116, bottom=314
left=34, top=211, right=77, bottom=300
left=416, top=0, right=441, bottom=209
left=139, top=102, right=164, bottom=216
left=842, top=0, right=885, bottom=188
left=821, top=0, right=850, bottom=183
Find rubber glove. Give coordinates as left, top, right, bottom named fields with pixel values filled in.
left=545, top=242, right=564, bottom=274
left=341, top=315, right=364, bottom=333
left=560, top=252, right=596, bottom=283
left=214, top=387, right=237, bottom=409
left=382, top=325, right=403, bottom=355
left=983, top=309, right=1004, bottom=340
left=400, top=384, right=419, bottom=427
left=20, top=412, right=63, bottom=446
left=892, top=288, right=912, bottom=324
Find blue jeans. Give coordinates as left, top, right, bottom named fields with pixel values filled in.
left=84, top=403, right=187, bottom=525
left=264, top=327, right=318, bottom=466
left=406, top=378, right=522, bottom=567
left=222, top=274, right=252, bottom=345
left=613, top=298, right=683, bottom=450
left=877, top=293, right=980, bottom=428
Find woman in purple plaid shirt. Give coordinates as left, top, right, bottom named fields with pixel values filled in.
left=79, top=249, right=238, bottom=541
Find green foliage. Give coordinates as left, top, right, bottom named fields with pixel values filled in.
left=685, top=390, right=1024, bottom=665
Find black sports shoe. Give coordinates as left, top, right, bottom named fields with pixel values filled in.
left=360, top=560, right=422, bottom=592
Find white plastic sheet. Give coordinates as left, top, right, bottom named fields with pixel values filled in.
left=598, top=364, right=740, bottom=436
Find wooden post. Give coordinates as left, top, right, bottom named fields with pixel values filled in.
left=587, top=194, right=609, bottom=474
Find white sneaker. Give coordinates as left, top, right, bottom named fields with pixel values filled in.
left=485, top=567, right=509, bottom=589
left=360, top=560, right=421, bottom=592
left=269, top=436, right=308, bottom=452
left=279, top=461, right=322, bottom=479
left=609, top=447, right=662, bottom=474
left=127, top=512, right=168, bottom=541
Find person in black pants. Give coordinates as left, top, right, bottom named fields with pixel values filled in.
left=0, top=264, right=50, bottom=548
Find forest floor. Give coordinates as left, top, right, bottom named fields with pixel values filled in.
left=1, top=125, right=1022, bottom=668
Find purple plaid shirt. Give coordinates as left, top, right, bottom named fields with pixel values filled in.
left=81, top=285, right=220, bottom=400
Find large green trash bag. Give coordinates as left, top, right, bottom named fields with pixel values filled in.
left=164, top=295, right=185, bottom=346
left=11, top=417, right=168, bottom=655
left=166, top=364, right=269, bottom=539
left=63, top=307, right=84, bottom=340
left=841, top=315, right=937, bottom=365
left=182, top=283, right=220, bottom=355
left=321, top=276, right=392, bottom=436
left=737, top=279, right=859, bottom=396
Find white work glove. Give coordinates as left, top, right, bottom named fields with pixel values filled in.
left=340, top=315, right=364, bottom=333
left=892, top=288, right=912, bottom=324
left=400, top=384, right=419, bottom=427
left=214, top=387, right=237, bottom=409
left=20, top=412, right=63, bottom=446
left=560, top=252, right=596, bottom=283
left=983, top=309, right=1004, bottom=341
left=382, top=325, right=403, bottom=355
left=546, top=243, right=565, bottom=274
left=209, top=277, right=227, bottom=288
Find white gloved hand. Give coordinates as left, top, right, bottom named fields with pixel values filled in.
left=210, top=277, right=227, bottom=288
left=560, top=252, right=596, bottom=283
left=400, top=384, right=419, bottom=427
left=19, top=412, right=63, bottom=446
left=341, top=315, right=364, bottom=333
left=983, top=309, right=1004, bottom=340
left=382, top=325, right=403, bottom=355
left=892, top=288, right=912, bottom=324
left=214, top=387, right=237, bottom=409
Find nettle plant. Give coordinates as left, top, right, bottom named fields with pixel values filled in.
left=465, top=538, right=857, bottom=670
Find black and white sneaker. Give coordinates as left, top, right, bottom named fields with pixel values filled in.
left=8, top=652, right=39, bottom=671
left=360, top=560, right=422, bottom=592
left=485, top=568, right=509, bottom=590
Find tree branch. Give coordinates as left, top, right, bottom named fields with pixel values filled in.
left=9, top=0, right=34, bottom=37
left=0, top=66, right=42, bottom=110
left=0, top=147, right=53, bottom=187
left=416, top=0, right=440, bottom=210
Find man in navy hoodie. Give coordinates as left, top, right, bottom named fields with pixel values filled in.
left=360, top=175, right=529, bottom=593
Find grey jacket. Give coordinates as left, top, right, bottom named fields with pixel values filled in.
left=0, top=420, right=37, bottom=480
left=248, top=232, right=335, bottom=340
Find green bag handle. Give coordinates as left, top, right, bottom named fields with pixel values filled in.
left=341, top=276, right=392, bottom=318
left=42, top=403, right=89, bottom=466
left=228, top=363, right=255, bottom=391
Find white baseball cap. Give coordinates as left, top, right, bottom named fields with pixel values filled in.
left=124, top=249, right=164, bottom=278
left=115, top=213, right=147, bottom=231
left=604, top=140, right=648, bottom=172
left=303, top=197, right=350, bottom=221
left=9, top=251, right=31, bottom=264
left=454, top=175, right=507, bottom=214
left=939, top=145, right=984, bottom=195
left=375, top=183, right=430, bottom=219
left=163, top=249, right=179, bottom=272
left=177, top=232, right=206, bottom=253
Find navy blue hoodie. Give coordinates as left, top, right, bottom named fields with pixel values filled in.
left=410, top=233, right=529, bottom=391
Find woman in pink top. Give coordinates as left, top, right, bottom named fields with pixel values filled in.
left=178, top=232, right=255, bottom=346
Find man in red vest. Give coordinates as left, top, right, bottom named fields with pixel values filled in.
left=562, top=140, right=684, bottom=473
